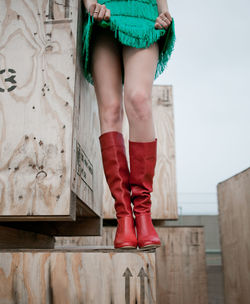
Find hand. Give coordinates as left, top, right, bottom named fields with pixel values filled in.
left=88, top=3, right=111, bottom=22
left=155, top=11, right=172, bottom=30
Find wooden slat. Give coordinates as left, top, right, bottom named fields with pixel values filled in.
left=55, top=226, right=208, bottom=304
left=0, top=249, right=156, bottom=304
left=217, top=167, right=250, bottom=304
left=102, top=85, right=178, bottom=219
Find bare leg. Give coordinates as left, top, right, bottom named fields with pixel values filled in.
left=122, top=42, right=161, bottom=249
left=90, top=26, right=138, bottom=249
left=122, top=42, right=159, bottom=142
left=90, top=26, right=124, bottom=134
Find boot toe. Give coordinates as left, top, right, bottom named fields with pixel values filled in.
left=114, top=241, right=137, bottom=249
left=114, top=233, right=138, bottom=248
left=114, top=217, right=138, bottom=248
left=135, top=213, right=161, bottom=249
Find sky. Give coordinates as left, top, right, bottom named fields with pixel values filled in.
left=154, top=0, right=250, bottom=215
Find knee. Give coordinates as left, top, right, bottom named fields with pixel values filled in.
left=125, top=90, right=152, bottom=121
left=100, top=100, right=123, bottom=126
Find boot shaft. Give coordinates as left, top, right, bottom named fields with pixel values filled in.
left=129, top=139, right=157, bottom=216
left=99, top=131, right=133, bottom=219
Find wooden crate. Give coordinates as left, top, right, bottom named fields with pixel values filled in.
left=217, top=167, right=250, bottom=304
left=0, top=248, right=156, bottom=304
left=55, top=226, right=208, bottom=304
left=103, top=85, right=178, bottom=220
left=155, top=227, right=208, bottom=304
left=0, top=1, right=102, bottom=234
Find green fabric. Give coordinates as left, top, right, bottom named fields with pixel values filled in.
left=81, top=0, right=176, bottom=85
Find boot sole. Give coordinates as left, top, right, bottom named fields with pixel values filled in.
left=140, top=244, right=161, bottom=249
left=115, top=246, right=137, bottom=249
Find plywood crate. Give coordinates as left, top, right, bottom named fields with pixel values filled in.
left=0, top=247, right=156, bottom=304
left=55, top=226, right=208, bottom=304
left=103, top=85, right=178, bottom=220
left=0, top=1, right=103, bottom=235
left=217, top=167, right=250, bottom=304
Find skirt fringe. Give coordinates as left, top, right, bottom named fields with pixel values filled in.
left=81, top=2, right=176, bottom=85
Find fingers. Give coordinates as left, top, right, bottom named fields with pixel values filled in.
left=163, top=11, right=172, bottom=22
left=89, top=3, right=110, bottom=21
left=104, top=8, right=111, bottom=21
left=155, top=11, right=172, bottom=30
left=88, top=3, right=96, bottom=16
left=96, top=5, right=106, bottom=21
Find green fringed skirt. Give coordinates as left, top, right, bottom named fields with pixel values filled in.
left=81, top=0, right=176, bottom=85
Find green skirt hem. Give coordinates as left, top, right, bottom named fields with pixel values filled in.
left=82, top=12, right=176, bottom=85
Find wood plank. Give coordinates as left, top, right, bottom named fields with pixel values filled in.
left=0, top=249, right=156, bottom=304
left=102, top=85, right=178, bottom=219
left=217, top=167, right=250, bottom=304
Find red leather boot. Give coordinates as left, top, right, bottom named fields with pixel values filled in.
left=99, top=131, right=137, bottom=249
left=129, top=138, right=161, bottom=249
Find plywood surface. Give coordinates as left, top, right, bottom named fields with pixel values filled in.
left=217, top=167, right=250, bottom=304
left=0, top=249, right=156, bottom=304
left=0, top=0, right=77, bottom=218
left=0, top=0, right=102, bottom=221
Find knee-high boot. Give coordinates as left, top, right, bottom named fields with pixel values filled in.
left=99, top=131, right=137, bottom=249
left=129, top=138, right=161, bottom=249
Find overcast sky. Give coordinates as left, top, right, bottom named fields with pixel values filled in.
left=154, top=0, right=250, bottom=214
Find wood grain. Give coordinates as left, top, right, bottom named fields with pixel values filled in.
left=0, top=0, right=102, bottom=225
left=217, top=167, right=250, bottom=304
left=0, top=248, right=156, bottom=304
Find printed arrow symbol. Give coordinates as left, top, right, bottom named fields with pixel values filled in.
left=123, top=267, right=133, bottom=304
left=138, top=267, right=148, bottom=304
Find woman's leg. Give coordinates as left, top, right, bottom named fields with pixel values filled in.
left=122, top=42, right=161, bottom=248
left=90, top=26, right=124, bottom=134
left=122, top=42, right=159, bottom=142
left=90, top=26, right=137, bottom=248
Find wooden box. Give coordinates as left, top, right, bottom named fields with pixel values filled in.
left=217, top=167, right=250, bottom=304
left=0, top=248, right=156, bottom=303
left=102, top=85, right=178, bottom=220
left=0, top=1, right=102, bottom=235
left=55, top=226, right=209, bottom=304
